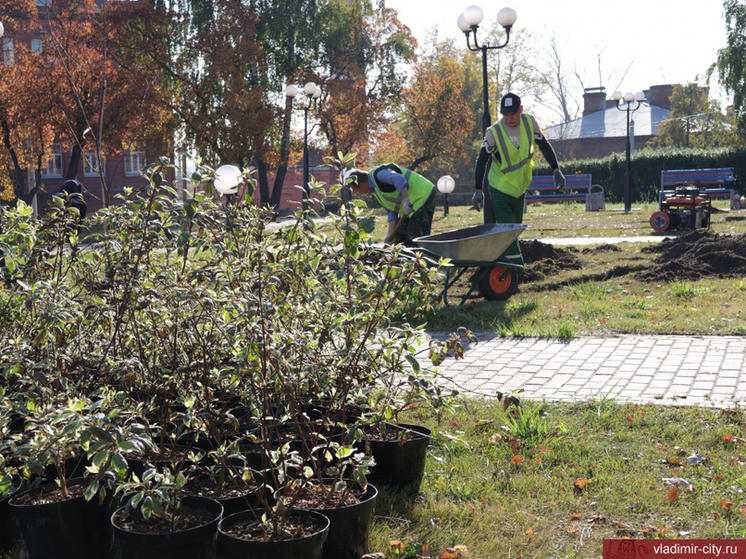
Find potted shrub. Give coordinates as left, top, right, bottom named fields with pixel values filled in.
left=112, top=467, right=223, bottom=559
left=9, top=400, right=114, bottom=559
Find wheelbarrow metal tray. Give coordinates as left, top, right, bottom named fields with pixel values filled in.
left=413, top=224, right=527, bottom=265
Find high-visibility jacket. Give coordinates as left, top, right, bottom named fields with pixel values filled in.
left=488, top=114, right=535, bottom=198
left=368, top=164, right=434, bottom=216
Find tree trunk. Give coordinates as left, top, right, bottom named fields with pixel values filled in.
left=270, top=96, right=294, bottom=208
left=67, top=144, right=82, bottom=181
left=1, top=118, right=29, bottom=204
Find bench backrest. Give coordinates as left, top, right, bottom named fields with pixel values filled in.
left=661, top=168, right=736, bottom=188
left=529, top=173, right=592, bottom=192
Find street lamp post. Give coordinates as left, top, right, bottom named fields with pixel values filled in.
left=437, top=175, right=456, bottom=216
left=457, top=5, right=517, bottom=224
left=286, top=82, right=322, bottom=210
left=612, top=90, right=645, bottom=212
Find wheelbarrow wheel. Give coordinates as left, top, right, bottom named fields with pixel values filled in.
left=477, top=265, right=517, bottom=301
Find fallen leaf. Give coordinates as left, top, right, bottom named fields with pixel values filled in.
left=568, top=513, right=582, bottom=521
left=720, top=499, right=733, bottom=510
left=739, top=504, right=746, bottom=516
left=667, top=487, right=679, bottom=501
left=506, top=435, right=521, bottom=451
left=389, top=540, right=405, bottom=553
left=512, top=455, right=523, bottom=465
left=657, top=526, right=671, bottom=536
left=567, top=525, right=581, bottom=533
left=573, top=478, right=586, bottom=490
left=525, top=528, right=534, bottom=535
left=722, top=435, right=734, bottom=442
left=713, top=474, right=724, bottom=483
left=440, top=544, right=468, bottom=558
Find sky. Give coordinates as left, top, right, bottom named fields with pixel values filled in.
left=384, top=0, right=731, bottom=125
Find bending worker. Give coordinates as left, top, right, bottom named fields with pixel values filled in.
left=350, top=164, right=436, bottom=246
left=473, top=92, right=565, bottom=267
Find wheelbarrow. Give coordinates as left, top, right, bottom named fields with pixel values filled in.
left=412, top=223, right=527, bottom=306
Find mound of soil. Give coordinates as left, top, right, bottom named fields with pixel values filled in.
left=635, top=231, right=746, bottom=282
left=519, top=239, right=582, bottom=282
left=582, top=243, right=622, bottom=254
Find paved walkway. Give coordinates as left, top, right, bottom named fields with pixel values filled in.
left=431, top=334, right=746, bottom=409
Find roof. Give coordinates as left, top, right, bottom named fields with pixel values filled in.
left=544, top=102, right=671, bottom=141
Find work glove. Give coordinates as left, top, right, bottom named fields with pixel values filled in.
left=554, top=170, right=566, bottom=189
left=471, top=190, right=484, bottom=211
left=401, top=198, right=414, bottom=216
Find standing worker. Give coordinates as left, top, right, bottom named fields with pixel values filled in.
left=349, top=164, right=437, bottom=246
left=472, top=92, right=565, bottom=267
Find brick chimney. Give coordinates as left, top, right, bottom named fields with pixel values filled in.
left=645, top=84, right=673, bottom=109
left=583, top=87, right=607, bottom=116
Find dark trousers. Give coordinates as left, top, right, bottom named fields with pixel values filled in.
left=490, top=188, right=525, bottom=267
left=395, top=189, right=437, bottom=247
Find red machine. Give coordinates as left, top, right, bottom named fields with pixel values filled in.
left=650, top=186, right=711, bottom=232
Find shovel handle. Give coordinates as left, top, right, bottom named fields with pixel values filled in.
left=384, top=215, right=407, bottom=244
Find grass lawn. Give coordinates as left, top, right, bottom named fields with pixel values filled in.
left=368, top=399, right=746, bottom=559
left=355, top=201, right=746, bottom=336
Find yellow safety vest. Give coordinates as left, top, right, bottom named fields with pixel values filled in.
left=488, top=114, right=535, bottom=198
left=368, top=164, right=434, bottom=216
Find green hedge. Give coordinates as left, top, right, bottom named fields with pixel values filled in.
left=535, top=147, right=746, bottom=203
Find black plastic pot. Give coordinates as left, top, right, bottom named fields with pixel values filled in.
left=367, top=423, right=432, bottom=492
left=112, top=495, right=223, bottom=559
left=0, top=477, right=23, bottom=554
left=305, top=483, right=378, bottom=559
left=9, top=477, right=113, bottom=559
left=184, top=469, right=265, bottom=518
left=218, top=508, right=329, bottom=559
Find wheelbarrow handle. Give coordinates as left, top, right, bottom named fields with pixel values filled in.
left=384, top=215, right=407, bottom=244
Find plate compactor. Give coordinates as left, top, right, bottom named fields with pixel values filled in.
left=650, top=186, right=712, bottom=232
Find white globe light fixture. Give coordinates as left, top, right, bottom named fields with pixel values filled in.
left=623, top=91, right=635, bottom=103
left=634, top=91, right=645, bottom=102
left=303, top=82, right=317, bottom=96
left=463, top=5, right=484, bottom=26
left=285, top=84, right=298, bottom=98
left=457, top=13, right=471, bottom=33
left=612, top=90, right=623, bottom=101
left=214, top=165, right=242, bottom=195
left=497, top=7, right=517, bottom=28
left=312, top=85, right=322, bottom=99
left=437, top=175, right=456, bottom=194
left=0, top=22, right=4, bottom=38
left=437, top=175, right=456, bottom=216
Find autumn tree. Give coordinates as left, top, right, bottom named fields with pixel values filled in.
left=717, top=0, right=746, bottom=140
left=317, top=5, right=417, bottom=166
left=0, top=0, right=39, bottom=200
left=0, top=0, right=172, bottom=205
left=385, top=37, right=472, bottom=178
left=647, top=82, right=737, bottom=149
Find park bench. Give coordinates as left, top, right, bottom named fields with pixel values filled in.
left=659, top=168, right=739, bottom=209
left=526, top=173, right=603, bottom=211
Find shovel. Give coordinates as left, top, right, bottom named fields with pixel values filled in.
left=384, top=214, right=407, bottom=244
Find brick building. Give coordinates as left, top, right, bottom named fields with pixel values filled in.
left=544, top=85, right=673, bottom=161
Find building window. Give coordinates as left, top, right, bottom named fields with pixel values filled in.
left=31, top=39, right=42, bottom=54
left=84, top=151, right=106, bottom=176
left=2, top=38, right=14, bottom=66
left=124, top=149, right=146, bottom=176
left=41, top=144, right=63, bottom=178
